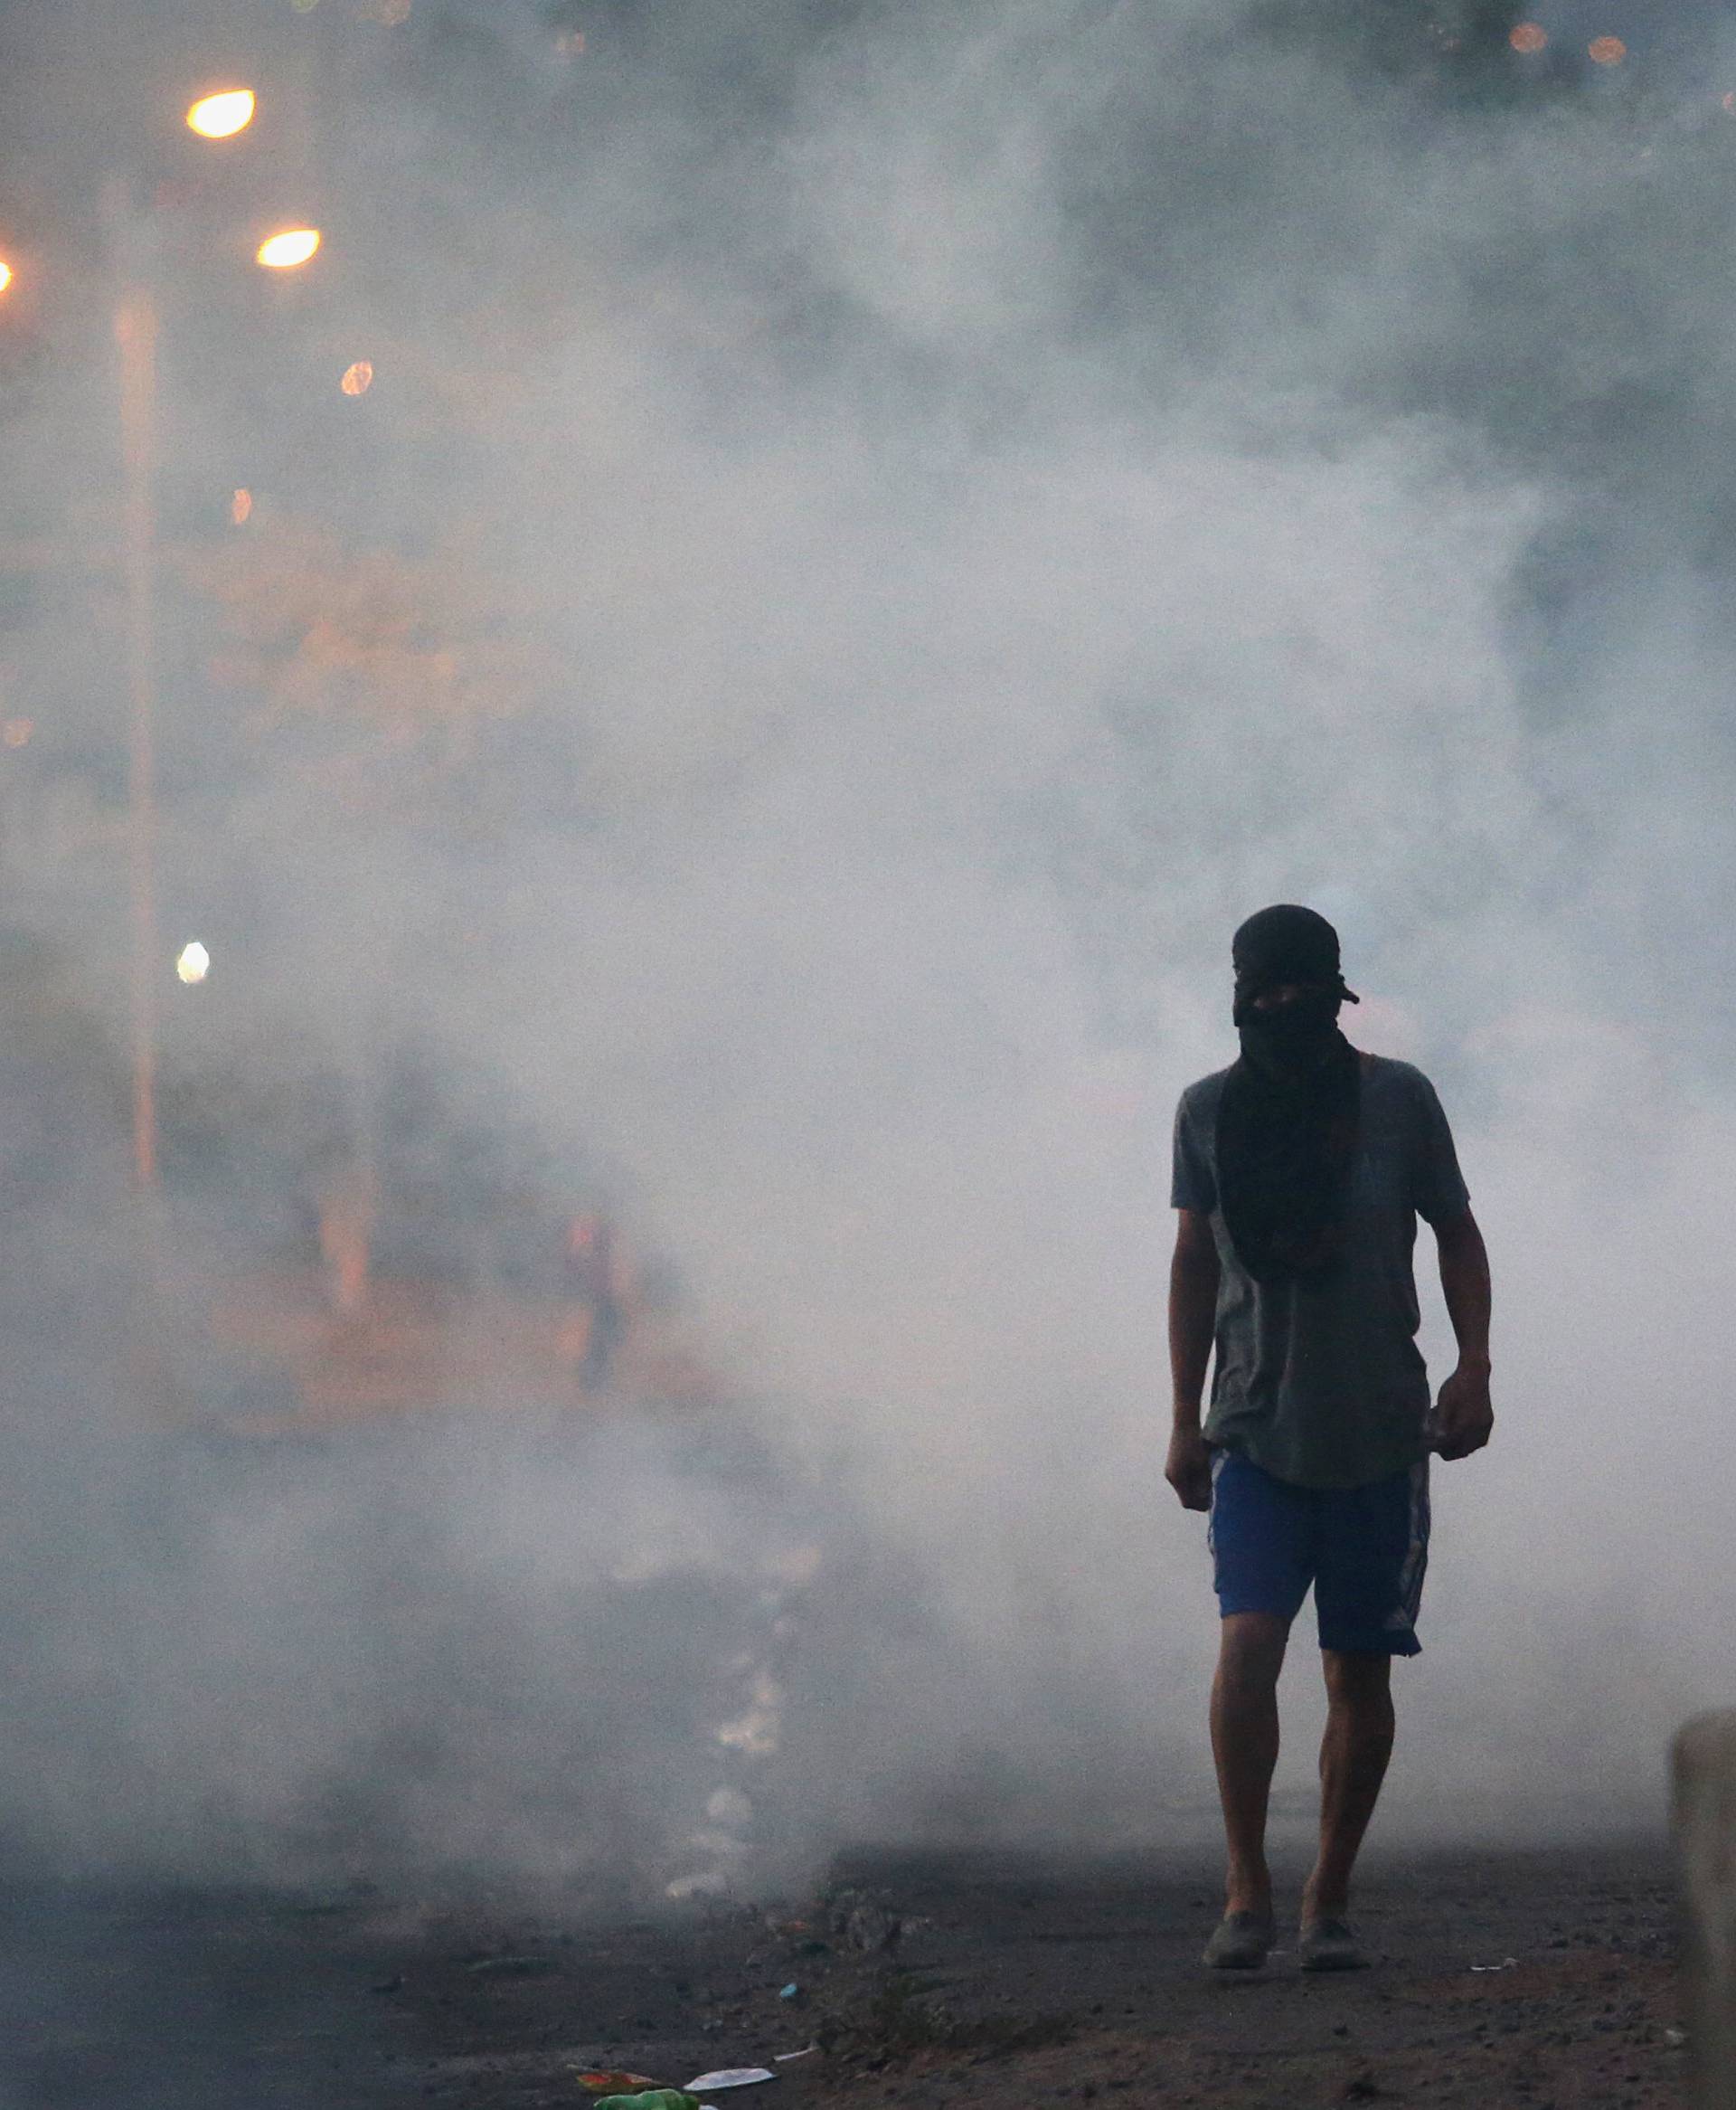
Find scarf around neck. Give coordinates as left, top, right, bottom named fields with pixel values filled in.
left=1215, top=1004, right=1362, bottom=1286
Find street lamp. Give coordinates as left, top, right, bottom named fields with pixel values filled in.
left=256, top=226, right=322, bottom=270
left=186, top=89, right=256, bottom=140
left=118, top=92, right=322, bottom=1192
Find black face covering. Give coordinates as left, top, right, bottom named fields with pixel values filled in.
left=1216, top=907, right=1362, bottom=1285
left=1236, top=986, right=1344, bottom=1078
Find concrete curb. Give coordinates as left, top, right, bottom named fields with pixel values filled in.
left=1673, top=1709, right=1736, bottom=2108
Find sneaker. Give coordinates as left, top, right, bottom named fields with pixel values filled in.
left=1297, top=1916, right=1368, bottom=1972
left=1202, top=1908, right=1277, bottom=1970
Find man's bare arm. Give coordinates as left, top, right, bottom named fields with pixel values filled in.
left=1165, top=1207, right=1221, bottom=1509
left=1429, top=1208, right=1493, bottom=1460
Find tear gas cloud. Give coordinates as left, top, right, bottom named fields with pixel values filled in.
left=0, top=0, right=1732, bottom=1892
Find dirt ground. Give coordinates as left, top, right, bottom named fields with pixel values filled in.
left=3, top=1838, right=1684, bottom=2108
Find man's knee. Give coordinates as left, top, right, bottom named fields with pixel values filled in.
left=1321, top=1648, right=1393, bottom=1708
left=1218, top=1611, right=1290, bottom=1689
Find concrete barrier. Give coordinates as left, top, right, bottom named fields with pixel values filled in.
left=1674, top=1710, right=1736, bottom=2108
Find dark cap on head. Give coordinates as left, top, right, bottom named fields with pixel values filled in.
left=1231, top=904, right=1359, bottom=1007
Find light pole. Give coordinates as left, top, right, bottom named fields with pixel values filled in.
left=112, top=234, right=160, bottom=1190
left=106, top=88, right=320, bottom=1192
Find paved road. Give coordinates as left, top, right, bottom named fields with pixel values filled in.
left=0, top=1879, right=427, bottom=2109
left=0, top=1839, right=1684, bottom=2109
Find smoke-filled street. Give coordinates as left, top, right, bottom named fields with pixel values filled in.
left=3, top=0, right=1736, bottom=2100
left=0, top=1843, right=1678, bottom=2106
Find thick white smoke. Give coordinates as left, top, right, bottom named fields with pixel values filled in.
left=0, top=0, right=1731, bottom=1886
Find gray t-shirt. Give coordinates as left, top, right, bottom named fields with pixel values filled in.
left=1170, top=1052, right=1470, bottom=1490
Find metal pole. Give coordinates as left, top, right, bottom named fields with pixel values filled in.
left=1673, top=1709, right=1736, bottom=2106
left=111, top=212, right=160, bottom=1192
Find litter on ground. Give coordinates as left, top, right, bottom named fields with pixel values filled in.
left=590, top=2093, right=700, bottom=2110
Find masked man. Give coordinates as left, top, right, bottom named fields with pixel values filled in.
left=1165, top=904, right=1492, bottom=1972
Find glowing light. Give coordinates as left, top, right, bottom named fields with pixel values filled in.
left=2, top=719, right=33, bottom=748
left=186, top=89, right=256, bottom=138
left=175, top=941, right=211, bottom=986
left=1588, top=35, right=1627, bottom=65
left=256, top=227, right=321, bottom=270
left=231, top=487, right=253, bottom=525
left=1509, top=23, right=1547, bottom=54
left=0, top=260, right=12, bottom=296
left=340, top=360, right=373, bottom=396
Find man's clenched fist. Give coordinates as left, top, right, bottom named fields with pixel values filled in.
left=1166, top=1424, right=1214, bottom=1511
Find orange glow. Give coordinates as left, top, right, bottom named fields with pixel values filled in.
left=257, top=227, right=321, bottom=270
left=231, top=487, right=253, bottom=525
left=186, top=89, right=255, bottom=138
left=1588, top=35, right=1627, bottom=64
left=340, top=360, right=373, bottom=396
left=2, top=719, right=33, bottom=749
left=1508, top=23, right=1547, bottom=54
left=0, top=260, right=12, bottom=296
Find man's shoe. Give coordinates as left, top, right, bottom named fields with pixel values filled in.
left=1297, top=1916, right=1368, bottom=1972
left=1202, top=1908, right=1277, bottom=1970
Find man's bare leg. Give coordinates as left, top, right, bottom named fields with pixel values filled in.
left=1210, top=1611, right=1291, bottom=1916
left=1301, top=1648, right=1394, bottom=1925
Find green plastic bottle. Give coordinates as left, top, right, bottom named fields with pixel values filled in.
left=591, top=2093, right=701, bottom=2110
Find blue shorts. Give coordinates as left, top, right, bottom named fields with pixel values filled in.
left=1208, top=1449, right=1429, bottom=1657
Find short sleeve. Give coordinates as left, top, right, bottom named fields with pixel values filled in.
left=1410, top=1073, right=1470, bottom=1226
left=1170, top=1093, right=1217, bottom=1214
